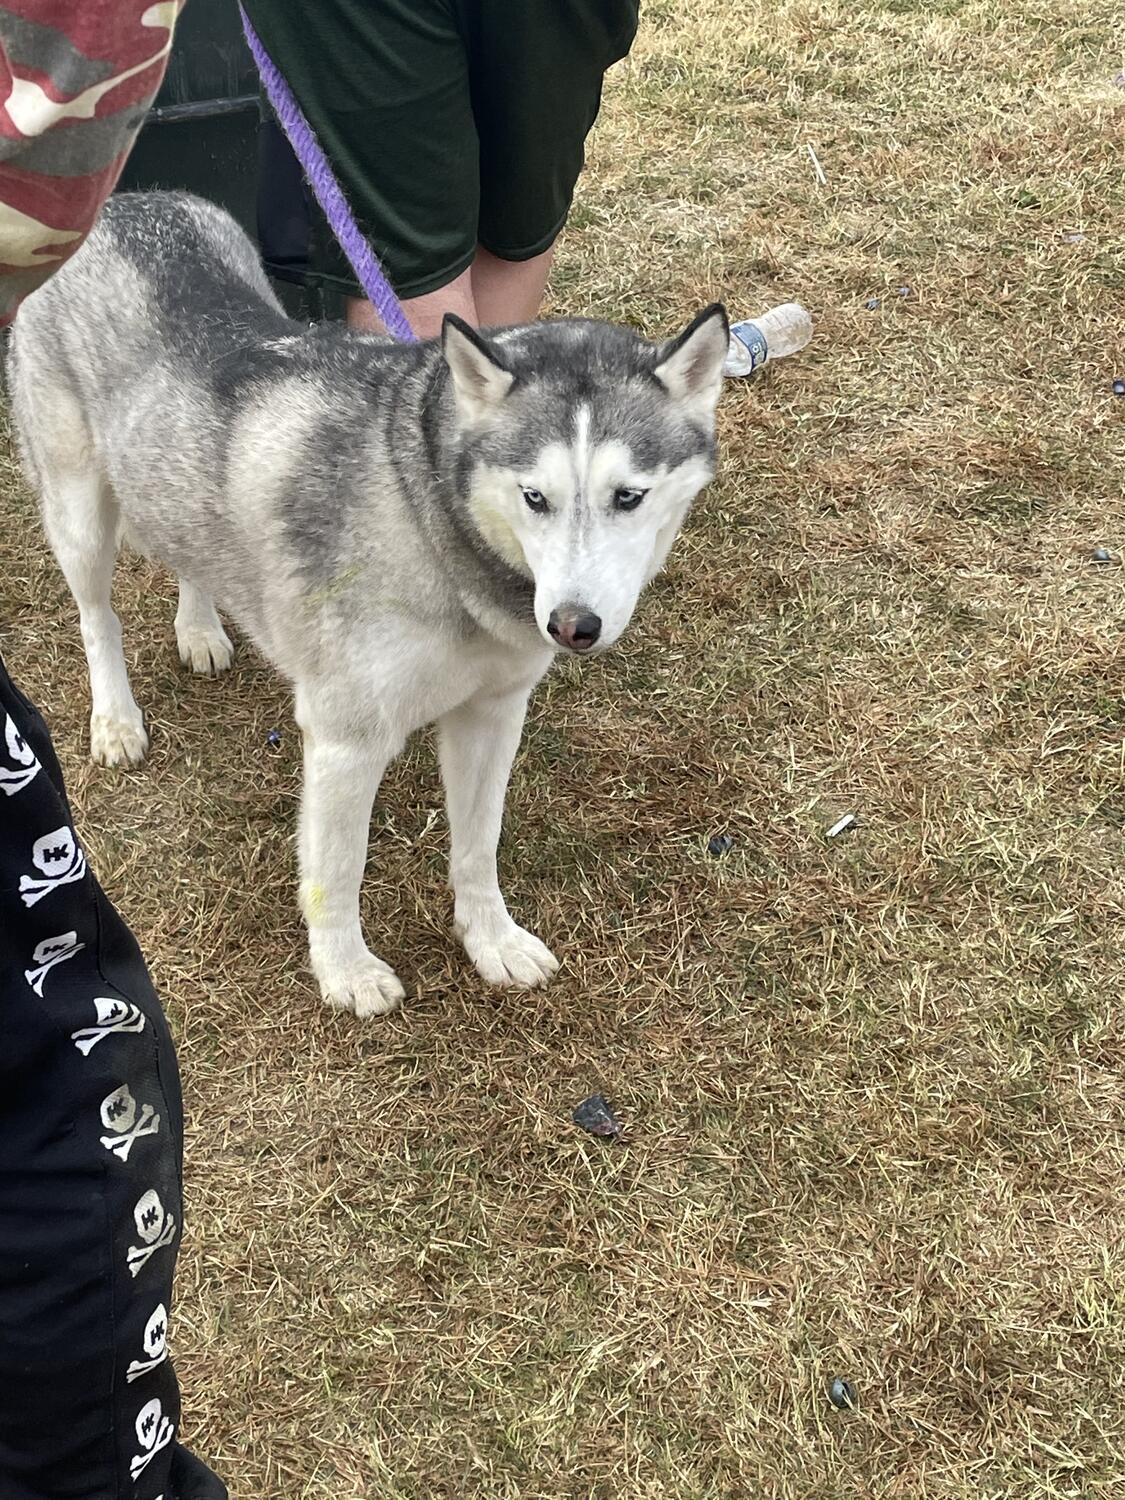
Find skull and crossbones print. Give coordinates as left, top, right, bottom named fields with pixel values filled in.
left=0, top=712, right=40, bottom=796
left=127, top=1187, right=177, bottom=1277
left=130, top=1395, right=175, bottom=1479
left=99, top=1083, right=161, bottom=1162
left=19, top=823, right=87, bottom=907
left=24, top=930, right=85, bottom=996
left=71, top=995, right=146, bottom=1056
left=126, top=1301, right=170, bottom=1383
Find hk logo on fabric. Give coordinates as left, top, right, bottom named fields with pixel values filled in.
left=0, top=713, right=40, bottom=796
left=99, top=1083, right=161, bottom=1162
left=19, top=823, right=87, bottom=906
left=126, top=1188, right=177, bottom=1278
left=130, top=1396, right=175, bottom=1479
left=127, top=1302, right=170, bottom=1382
left=71, top=995, right=146, bottom=1055
left=24, top=930, right=84, bottom=995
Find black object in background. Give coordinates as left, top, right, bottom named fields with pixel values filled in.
left=115, top=0, right=321, bottom=320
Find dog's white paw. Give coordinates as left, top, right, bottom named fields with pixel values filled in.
left=90, top=711, right=149, bottom=768
left=318, top=953, right=406, bottom=1019
left=176, top=625, right=233, bottom=676
left=461, top=919, right=560, bottom=988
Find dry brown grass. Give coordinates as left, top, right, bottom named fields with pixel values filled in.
left=3, top=1, right=1125, bottom=1494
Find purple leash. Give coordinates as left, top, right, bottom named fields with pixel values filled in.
left=238, top=7, right=418, bottom=344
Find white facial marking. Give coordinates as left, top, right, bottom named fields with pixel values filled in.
left=573, top=403, right=591, bottom=487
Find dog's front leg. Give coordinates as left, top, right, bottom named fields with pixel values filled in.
left=438, top=682, right=559, bottom=988
left=297, top=702, right=406, bottom=1018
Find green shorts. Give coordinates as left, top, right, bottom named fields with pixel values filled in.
left=245, top=0, right=639, bottom=301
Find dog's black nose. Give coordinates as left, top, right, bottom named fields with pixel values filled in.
left=548, top=606, right=602, bottom=651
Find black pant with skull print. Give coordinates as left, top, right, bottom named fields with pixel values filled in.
left=0, top=654, right=226, bottom=1500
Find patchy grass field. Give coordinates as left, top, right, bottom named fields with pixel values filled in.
left=3, top=1, right=1125, bottom=1494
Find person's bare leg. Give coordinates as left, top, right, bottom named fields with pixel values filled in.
left=347, top=265, right=477, bottom=340
left=471, top=243, right=555, bottom=327
left=345, top=242, right=555, bottom=338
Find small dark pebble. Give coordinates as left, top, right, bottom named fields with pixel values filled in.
left=864, top=296, right=880, bottom=310
left=1092, top=547, right=1114, bottom=563
left=829, top=1377, right=857, bottom=1410
left=707, top=833, right=735, bottom=857
left=266, top=729, right=282, bottom=749
left=1113, top=379, right=1125, bottom=396
left=573, top=1094, right=622, bottom=1139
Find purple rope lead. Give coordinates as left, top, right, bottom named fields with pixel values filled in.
left=239, top=6, right=418, bottom=344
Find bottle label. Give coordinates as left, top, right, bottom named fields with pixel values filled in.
left=733, top=322, right=768, bottom=371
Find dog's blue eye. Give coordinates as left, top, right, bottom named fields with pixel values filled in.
left=522, top=487, right=549, bottom=513
left=614, top=487, right=647, bottom=512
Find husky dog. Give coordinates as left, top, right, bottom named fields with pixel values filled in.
left=8, top=192, right=727, bottom=1017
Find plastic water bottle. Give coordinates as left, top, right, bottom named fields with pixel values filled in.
left=723, top=302, right=813, bottom=377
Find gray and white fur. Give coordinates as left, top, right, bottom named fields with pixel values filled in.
left=8, top=192, right=727, bottom=1016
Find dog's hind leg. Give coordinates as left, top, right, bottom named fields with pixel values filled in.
left=175, top=579, right=233, bottom=676
left=438, top=681, right=559, bottom=988
left=40, top=464, right=149, bottom=768
left=295, top=686, right=407, bottom=1018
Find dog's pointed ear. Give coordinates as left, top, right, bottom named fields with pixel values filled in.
left=442, top=314, right=514, bottom=424
left=653, top=303, right=729, bottom=423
